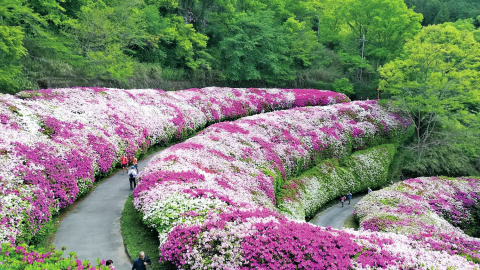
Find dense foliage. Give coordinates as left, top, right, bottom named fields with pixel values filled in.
left=0, top=0, right=426, bottom=97
left=405, top=0, right=480, bottom=26
left=380, top=20, right=480, bottom=179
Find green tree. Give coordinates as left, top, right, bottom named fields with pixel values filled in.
left=283, top=17, right=321, bottom=68
left=217, top=11, right=294, bottom=82
left=406, top=0, right=480, bottom=26
left=404, top=0, right=440, bottom=25
left=333, top=78, right=355, bottom=96
left=144, top=0, right=210, bottom=69
left=433, top=3, right=451, bottom=24
left=379, top=22, right=480, bottom=156
left=0, top=26, right=26, bottom=92
left=338, top=0, right=423, bottom=63
left=69, top=0, right=151, bottom=82
left=0, top=0, right=42, bottom=92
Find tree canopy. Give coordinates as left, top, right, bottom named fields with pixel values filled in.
left=0, top=0, right=478, bottom=101
left=379, top=21, right=480, bottom=175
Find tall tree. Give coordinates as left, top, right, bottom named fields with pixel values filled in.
left=0, top=25, right=25, bottom=92
left=338, top=0, right=423, bottom=64
left=217, top=10, right=294, bottom=82
left=379, top=22, right=480, bottom=156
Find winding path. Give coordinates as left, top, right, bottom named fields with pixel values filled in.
left=309, top=195, right=365, bottom=229
left=54, top=152, right=160, bottom=270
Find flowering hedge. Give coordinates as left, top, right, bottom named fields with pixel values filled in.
left=277, top=144, right=398, bottom=221
left=355, top=177, right=480, bottom=264
left=0, top=87, right=347, bottom=244
left=134, top=101, right=480, bottom=269
left=0, top=243, right=114, bottom=269
left=159, top=208, right=479, bottom=269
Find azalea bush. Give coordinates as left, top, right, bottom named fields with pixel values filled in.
left=0, top=243, right=114, bottom=269
left=355, top=176, right=480, bottom=263
left=0, top=87, right=347, bottom=244
left=159, top=207, right=480, bottom=269
left=277, top=144, right=399, bottom=221
left=133, top=101, right=478, bottom=269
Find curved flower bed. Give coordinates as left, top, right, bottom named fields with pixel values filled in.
left=0, top=243, right=114, bottom=269
left=355, top=177, right=480, bottom=263
left=160, top=208, right=479, bottom=269
left=132, top=101, right=478, bottom=269
left=277, top=144, right=398, bottom=221
left=0, top=87, right=347, bottom=244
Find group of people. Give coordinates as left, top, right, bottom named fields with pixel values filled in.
left=121, top=154, right=139, bottom=190
left=104, top=251, right=151, bottom=270
left=340, top=187, right=372, bottom=207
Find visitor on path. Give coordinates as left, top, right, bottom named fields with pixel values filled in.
left=368, top=187, right=372, bottom=194
left=347, top=192, right=352, bottom=205
left=121, top=154, right=128, bottom=175
left=128, top=166, right=137, bottom=190
left=106, top=260, right=115, bottom=268
left=132, top=251, right=151, bottom=270
left=341, top=196, right=346, bottom=207
left=132, top=156, right=138, bottom=173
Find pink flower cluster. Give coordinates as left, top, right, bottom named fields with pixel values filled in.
left=0, top=242, right=115, bottom=269
left=134, top=101, right=478, bottom=269
left=0, top=87, right=347, bottom=244
left=355, top=177, right=480, bottom=264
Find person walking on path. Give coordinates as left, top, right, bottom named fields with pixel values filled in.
left=341, top=196, right=346, bottom=207
left=132, top=251, right=151, bottom=270
left=121, top=154, right=128, bottom=175
left=128, top=166, right=137, bottom=190
left=132, top=156, right=138, bottom=173
left=347, top=192, right=352, bottom=205
left=368, top=187, right=372, bottom=194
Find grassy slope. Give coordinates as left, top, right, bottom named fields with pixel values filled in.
left=121, top=195, right=175, bottom=270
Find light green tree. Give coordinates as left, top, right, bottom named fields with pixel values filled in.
left=320, top=0, right=422, bottom=64
left=379, top=22, right=480, bottom=155
left=340, top=0, right=423, bottom=63
left=333, top=78, right=355, bottom=96
left=0, top=26, right=26, bottom=92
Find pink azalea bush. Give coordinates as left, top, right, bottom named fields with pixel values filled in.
left=131, top=101, right=480, bottom=269
left=355, top=176, right=480, bottom=264
left=0, top=87, right=347, bottom=244
left=159, top=207, right=480, bottom=269
left=0, top=242, right=115, bottom=269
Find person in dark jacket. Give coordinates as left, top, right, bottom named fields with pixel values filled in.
left=132, top=251, right=151, bottom=270
left=347, top=191, right=352, bottom=205
left=128, top=166, right=137, bottom=190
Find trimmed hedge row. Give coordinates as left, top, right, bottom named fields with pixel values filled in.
left=277, top=144, right=398, bottom=220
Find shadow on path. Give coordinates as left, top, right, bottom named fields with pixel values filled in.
left=54, top=152, right=160, bottom=270
left=309, top=195, right=365, bottom=229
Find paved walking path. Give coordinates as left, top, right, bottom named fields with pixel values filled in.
left=54, top=152, right=160, bottom=270
left=309, top=195, right=365, bottom=229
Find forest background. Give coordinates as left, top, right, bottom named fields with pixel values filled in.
left=1, top=0, right=479, bottom=181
